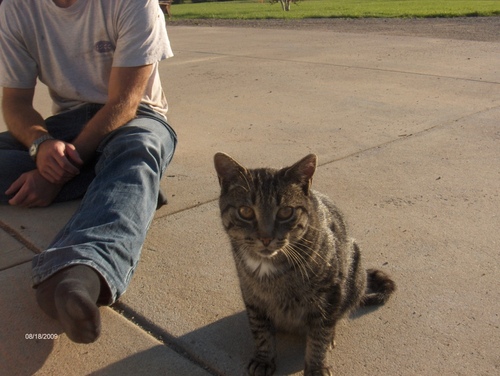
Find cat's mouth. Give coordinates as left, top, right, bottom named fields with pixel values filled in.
left=257, top=248, right=279, bottom=258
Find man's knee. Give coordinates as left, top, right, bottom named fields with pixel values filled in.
left=98, top=118, right=175, bottom=170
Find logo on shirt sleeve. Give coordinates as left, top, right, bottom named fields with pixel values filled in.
left=95, top=41, right=115, bottom=53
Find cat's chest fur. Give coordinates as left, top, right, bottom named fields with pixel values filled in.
left=237, top=248, right=336, bottom=331
left=241, top=271, right=315, bottom=330
left=242, top=255, right=280, bottom=279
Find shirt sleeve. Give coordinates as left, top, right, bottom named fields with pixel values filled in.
left=0, top=1, right=38, bottom=88
left=112, top=0, right=173, bottom=68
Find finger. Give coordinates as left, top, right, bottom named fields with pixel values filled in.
left=5, top=176, right=25, bottom=196
left=18, top=193, right=41, bottom=208
left=36, top=152, right=64, bottom=183
left=52, top=153, right=80, bottom=177
left=65, top=144, right=84, bottom=166
left=8, top=186, right=29, bottom=207
left=41, top=169, right=72, bottom=185
left=39, top=141, right=80, bottom=178
left=39, top=163, right=62, bottom=184
left=40, top=155, right=79, bottom=184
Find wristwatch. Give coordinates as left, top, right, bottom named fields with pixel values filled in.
left=29, top=134, right=54, bottom=162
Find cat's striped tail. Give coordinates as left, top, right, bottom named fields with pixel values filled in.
left=361, top=269, right=396, bottom=306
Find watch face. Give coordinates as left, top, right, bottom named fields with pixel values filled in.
left=29, top=144, right=37, bottom=157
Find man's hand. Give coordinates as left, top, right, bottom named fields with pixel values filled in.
left=36, top=139, right=83, bottom=184
left=5, top=169, right=63, bottom=208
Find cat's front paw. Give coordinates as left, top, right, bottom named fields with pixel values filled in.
left=248, top=357, right=276, bottom=376
left=304, top=367, right=333, bottom=376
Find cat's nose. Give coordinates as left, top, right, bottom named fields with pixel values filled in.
left=260, top=238, right=272, bottom=247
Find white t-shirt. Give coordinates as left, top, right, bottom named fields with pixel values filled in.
left=0, top=0, right=173, bottom=118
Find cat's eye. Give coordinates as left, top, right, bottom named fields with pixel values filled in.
left=238, top=206, right=255, bottom=220
left=276, top=206, right=294, bottom=221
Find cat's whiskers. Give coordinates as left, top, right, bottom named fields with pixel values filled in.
left=288, top=242, right=326, bottom=279
left=235, top=242, right=280, bottom=278
left=282, top=236, right=332, bottom=280
left=282, top=244, right=311, bottom=283
left=290, top=238, right=331, bottom=270
left=234, top=243, right=253, bottom=266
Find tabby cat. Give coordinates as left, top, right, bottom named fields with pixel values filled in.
left=214, top=152, right=396, bottom=376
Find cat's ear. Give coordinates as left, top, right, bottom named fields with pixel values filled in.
left=214, top=152, right=248, bottom=188
left=285, top=154, right=317, bottom=195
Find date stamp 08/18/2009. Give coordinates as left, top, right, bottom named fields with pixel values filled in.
left=25, top=333, right=59, bottom=340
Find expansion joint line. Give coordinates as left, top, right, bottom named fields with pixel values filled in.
left=321, top=104, right=500, bottom=167
left=0, top=220, right=41, bottom=254
left=179, top=50, right=500, bottom=85
left=110, top=301, right=223, bottom=376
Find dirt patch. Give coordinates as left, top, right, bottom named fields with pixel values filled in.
left=168, top=17, right=500, bottom=42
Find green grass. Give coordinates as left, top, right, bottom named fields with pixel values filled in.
left=169, top=0, right=500, bottom=20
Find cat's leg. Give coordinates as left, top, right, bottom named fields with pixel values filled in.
left=304, top=321, right=336, bottom=376
left=246, top=305, right=277, bottom=376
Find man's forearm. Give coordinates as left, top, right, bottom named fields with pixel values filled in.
left=2, top=88, right=48, bottom=148
left=71, top=65, right=153, bottom=163
left=71, top=100, right=139, bottom=163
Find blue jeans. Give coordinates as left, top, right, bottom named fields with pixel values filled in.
left=0, top=104, right=177, bottom=304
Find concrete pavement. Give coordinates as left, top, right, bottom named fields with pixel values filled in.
left=1, top=23, right=499, bottom=375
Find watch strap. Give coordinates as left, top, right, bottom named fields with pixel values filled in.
left=30, top=134, right=54, bottom=161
